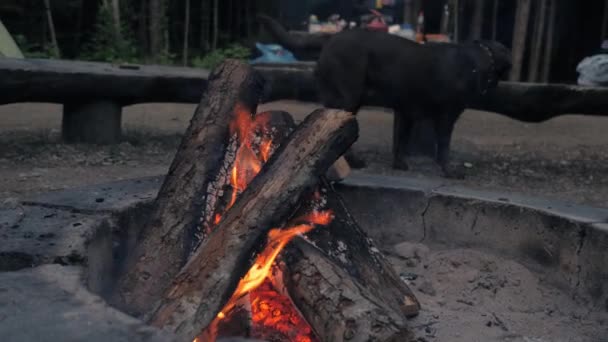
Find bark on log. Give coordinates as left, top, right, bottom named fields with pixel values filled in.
left=0, top=58, right=209, bottom=106
left=146, top=108, right=358, bottom=341
left=3, top=59, right=608, bottom=124
left=111, top=60, right=264, bottom=316
left=281, top=239, right=415, bottom=342
left=277, top=181, right=419, bottom=341
left=471, top=82, right=608, bottom=122
left=311, top=182, right=420, bottom=317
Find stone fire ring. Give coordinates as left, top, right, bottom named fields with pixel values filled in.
left=1, top=172, right=607, bottom=341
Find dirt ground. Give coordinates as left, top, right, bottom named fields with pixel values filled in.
left=388, top=242, right=607, bottom=342
left=0, top=101, right=607, bottom=208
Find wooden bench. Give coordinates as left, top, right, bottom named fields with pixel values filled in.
left=1, top=58, right=607, bottom=163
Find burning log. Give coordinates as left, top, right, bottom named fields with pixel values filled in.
left=304, top=183, right=420, bottom=318
left=281, top=240, right=414, bottom=342
left=146, top=108, right=358, bottom=340
left=274, top=183, right=419, bottom=342
left=110, top=60, right=419, bottom=342
left=111, top=60, right=267, bottom=316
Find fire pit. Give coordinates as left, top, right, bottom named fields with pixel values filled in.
left=0, top=60, right=606, bottom=342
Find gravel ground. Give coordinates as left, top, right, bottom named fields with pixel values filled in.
left=0, top=101, right=607, bottom=208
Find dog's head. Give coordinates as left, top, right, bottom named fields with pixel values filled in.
left=463, top=40, right=512, bottom=97
left=480, top=41, right=513, bottom=80
left=476, top=40, right=512, bottom=82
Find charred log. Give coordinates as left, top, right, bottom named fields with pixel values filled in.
left=280, top=239, right=415, bottom=342
left=146, top=108, right=358, bottom=340
left=276, top=182, right=419, bottom=342
left=111, top=60, right=265, bottom=316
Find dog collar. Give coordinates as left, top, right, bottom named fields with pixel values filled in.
left=475, top=41, right=496, bottom=95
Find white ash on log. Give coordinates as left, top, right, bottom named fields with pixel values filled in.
left=272, top=184, right=419, bottom=342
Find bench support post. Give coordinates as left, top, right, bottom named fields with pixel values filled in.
left=62, top=101, right=122, bottom=144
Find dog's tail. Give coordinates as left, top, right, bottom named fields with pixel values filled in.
left=256, top=14, right=331, bottom=55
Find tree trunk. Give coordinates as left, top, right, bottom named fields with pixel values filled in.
left=212, top=0, right=219, bottom=50
left=469, top=0, right=485, bottom=40
left=510, top=0, right=531, bottom=81
left=147, top=108, right=358, bottom=340
left=110, top=60, right=266, bottom=317
left=602, top=0, right=608, bottom=42
left=541, top=0, right=556, bottom=83
left=43, top=0, right=60, bottom=58
left=527, top=0, right=547, bottom=82
left=491, top=0, right=499, bottom=40
left=138, top=0, right=149, bottom=55
left=149, top=0, right=164, bottom=61
left=111, top=0, right=122, bottom=41
left=403, top=0, right=415, bottom=25
left=200, top=0, right=210, bottom=52
left=183, top=0, right=190, bottom=66
left=454, top=0, right=461, bottom=42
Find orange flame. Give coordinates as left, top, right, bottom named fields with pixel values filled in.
left=200, top=104, right=330, bottom=342
left=260, top=138, right=273, bottom=163
left=216, top=210, right=332, bottom=318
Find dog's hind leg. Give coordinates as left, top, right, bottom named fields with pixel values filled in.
left=434, top=111, right=464, bottom=179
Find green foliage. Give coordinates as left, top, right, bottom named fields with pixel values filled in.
left=13, top=35, right=55, bottom=59
left=80, top=2, right=139, bottom=63
left=191, top=44, right=251, bottom=69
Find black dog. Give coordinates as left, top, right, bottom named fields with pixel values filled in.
left=258, top=15, right=512, bottom=177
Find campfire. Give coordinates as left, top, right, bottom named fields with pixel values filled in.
left=109, top=60, right=420, bottom=342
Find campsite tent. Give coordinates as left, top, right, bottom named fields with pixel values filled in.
left=0, top=18, right=24, bottom=58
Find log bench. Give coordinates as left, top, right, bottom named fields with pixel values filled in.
left=1, top=58, right=607, bottom=159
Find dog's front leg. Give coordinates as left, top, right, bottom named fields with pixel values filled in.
left=435, top=111, right=464, bottom=179
left=392, top=111, right=412, bottom=171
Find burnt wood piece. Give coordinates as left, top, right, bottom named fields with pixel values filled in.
left=310, top=182, right=420, bottom=317
left=146, top=108, right=358, bottom=341
left=281, top=239, right=415, bottom=342
left=111, top=60, right=265, bottom=316
left=277, top=182, right=419, bottom=342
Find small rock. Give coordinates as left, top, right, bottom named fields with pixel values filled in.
left=400, top=272, right=418, bottom=281
left=393, top=242, right=430, bottom=260
left=418, top=281, right=437, bottom=296
left=95, top=198, right=105, bottom=203
left=456, top=299, right=474, bottom=306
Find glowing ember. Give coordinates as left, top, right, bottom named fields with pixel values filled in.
left=250, top=280, right=317, bottom=342
left=218, top=211, right=332, bottom=317
left=198, top=104, right=332, bottom=342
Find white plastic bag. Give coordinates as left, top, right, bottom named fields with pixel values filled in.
left=576, top=54, right=608, bottom=86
